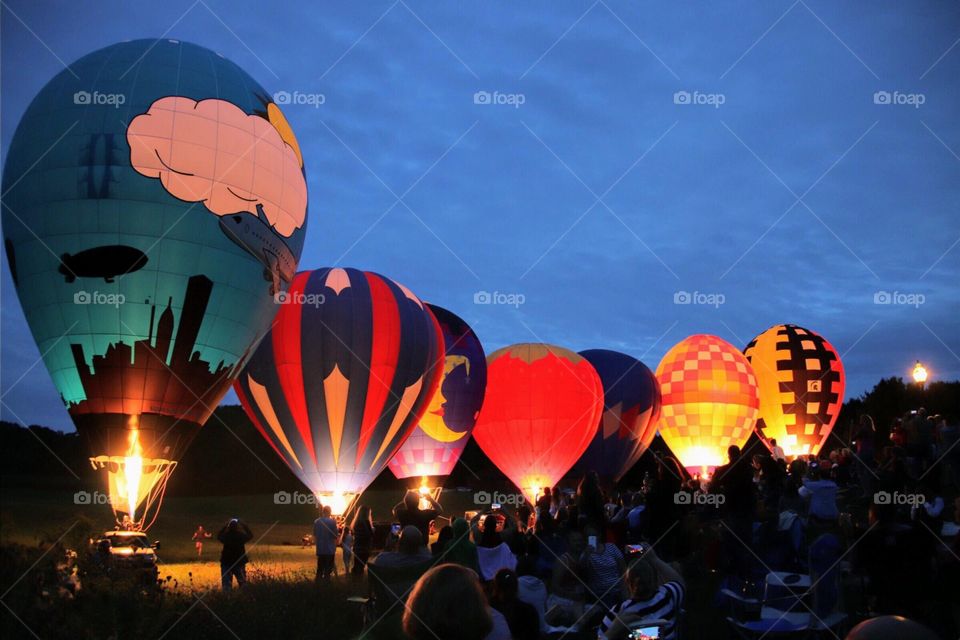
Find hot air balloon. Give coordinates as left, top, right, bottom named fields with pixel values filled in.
left=388, top=304, right=486, bottom=499
left=655, top=335, right=760, bottom=478
left=1, top=40, right=308, bottom=529
left=472, top=344, right=603, bottom=503
left=744, top=324, right=845, bottom=458
left=573, top=350, right=661, bottom=484
left=234, top=268, right=444, bottom=515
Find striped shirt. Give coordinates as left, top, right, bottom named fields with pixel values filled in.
left=599, top=581, right=685, bottom=640
left=585, top=544, right=625, bottom=606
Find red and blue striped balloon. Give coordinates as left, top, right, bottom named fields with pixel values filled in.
left=234, top=268, right=444, bottom=512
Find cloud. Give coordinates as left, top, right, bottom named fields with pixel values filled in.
left=127, top=96, right=307, bottom=237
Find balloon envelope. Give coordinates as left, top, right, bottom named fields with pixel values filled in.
left=573, top=350, right=661, bottom=483
left=655, top=335, right=760, bottom=477
left=472, top=343, right=603, bottom=503
left=388, top=304, right=486, bottom=480
left=234, top=268, right=443, bottom=514
left=1, top=40, right=308, bottom=527
left=744, top=324, right=845, bottom=458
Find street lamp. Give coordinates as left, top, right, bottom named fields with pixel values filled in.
left=912, top=361, right=928, bottom=387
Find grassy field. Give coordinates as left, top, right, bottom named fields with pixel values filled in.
left=0, top=485, right=483, bottom=591
left=0, top=486, right=415, bottom=639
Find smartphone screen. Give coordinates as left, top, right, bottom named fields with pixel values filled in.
left=588, top=535, right=598, bottom=550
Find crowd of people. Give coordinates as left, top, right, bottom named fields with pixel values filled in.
left=210, top=410, right=958, bottom=639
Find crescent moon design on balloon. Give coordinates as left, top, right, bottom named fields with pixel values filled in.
left=418, top=354, right=472, bottom=443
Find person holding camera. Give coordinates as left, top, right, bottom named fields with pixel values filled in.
left=218, top=518, right=253, bottom=591
left=598, top=546, right=685, bottom=640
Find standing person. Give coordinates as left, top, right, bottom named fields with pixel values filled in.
left=340, top=527, right=354, bottom=574
left=192, top=525, right=211, bottom=560
left=393, top=490, right=442, bottom=543
left=576, top=472, right=605, bottom=530
left=314, top=505, right=339, bottom=581
left=218, top=518, right=253, bottom=591
left=769, top=438, right=786, bottom=462
left=711, top=446, right=756, bottom=577
left=348, top=505, right=374, bottom=575
left=536, top=487, right=552, bottom=520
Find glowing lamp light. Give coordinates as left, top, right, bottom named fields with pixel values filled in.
left=122, top=429, right=144, bottom=521
left=913, top=361, right=928, bottom=384
left=318, top=491, right=357, bottom=516
left=656, top=335, right=760, bottom=478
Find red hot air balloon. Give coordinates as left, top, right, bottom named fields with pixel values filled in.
left=234, top=268, right=444, bottom=514
left=388, top=304, right=487, bottom=487
left=656, top=335, right=760, bottom=478
left=472, top=344, right=603, bottom=503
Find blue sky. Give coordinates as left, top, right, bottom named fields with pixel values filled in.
left=2, top=0, right=958, bottom=431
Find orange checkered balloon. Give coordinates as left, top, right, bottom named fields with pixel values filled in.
left=744, top=324, right=845, bottom=459
left=655, top=334, right=760, bottom=477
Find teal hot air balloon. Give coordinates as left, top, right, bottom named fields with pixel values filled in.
left=1, top=39, right=309, bottom=529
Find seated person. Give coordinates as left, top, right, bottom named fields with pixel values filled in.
left=581, top=523, right=626, bottom=609
left=404, top=563, right=511, bottom=640
left=367, top=526, right=433, bottom=618
left=599, top=546, right=685, bottom=640
left=798, top=465, right=839, bottom=523
left=489, top=568, right=540, bottom=640
left=547, top=531, right=587, bottom=628
left=515, top=556, right=548, bottom=634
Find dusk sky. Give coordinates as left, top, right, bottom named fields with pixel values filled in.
left=2, top=0, right=958, bottom=432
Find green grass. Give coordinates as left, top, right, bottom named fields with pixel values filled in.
left=0, top=485, right=487, bottom=635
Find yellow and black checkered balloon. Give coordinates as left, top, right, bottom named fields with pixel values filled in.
left=744, top=325, right=845, bottom=458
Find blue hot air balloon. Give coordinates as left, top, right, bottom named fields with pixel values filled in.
left=1, top=40, right=309, bottom=528
left=574, top=349, right=662, bottom=484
